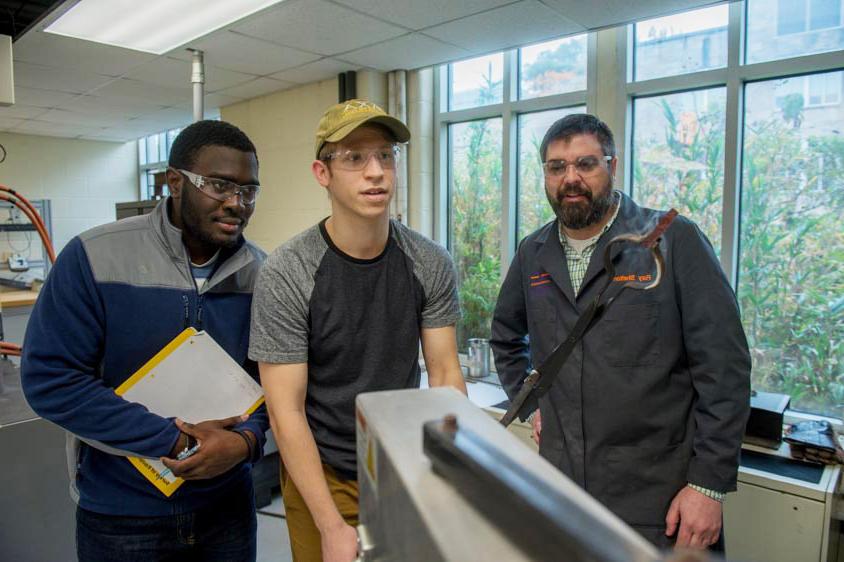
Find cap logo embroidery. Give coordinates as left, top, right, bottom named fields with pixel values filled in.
left=341, top=100, right=380, bottom=115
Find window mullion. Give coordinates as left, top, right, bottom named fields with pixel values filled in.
left=720, top=0, right=746, bottom=287
left=433, top=65, right=449, bottom=246
left=501, top=49, right=517, bottom=276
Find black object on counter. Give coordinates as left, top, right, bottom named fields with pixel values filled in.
left=744, top=390, right=790, bottom=448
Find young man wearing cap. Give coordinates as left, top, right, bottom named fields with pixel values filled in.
left=250, top=100, right=467, bottom=562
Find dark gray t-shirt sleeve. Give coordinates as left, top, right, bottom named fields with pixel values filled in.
left=249, top=234, right=322, bottom=364
left=396, top=224, right=461, bottom=329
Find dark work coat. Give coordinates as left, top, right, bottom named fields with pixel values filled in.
left=491, top=193, right=751, bottom=547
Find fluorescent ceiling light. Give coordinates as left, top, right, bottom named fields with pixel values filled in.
left=45, top=0, right=285, bottom=55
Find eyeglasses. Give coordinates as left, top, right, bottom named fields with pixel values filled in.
left=175, top=168, right=260, bottom=205
left=322, top=146, right=400, bottom=171
left=542, top=155, right=613, bottom=178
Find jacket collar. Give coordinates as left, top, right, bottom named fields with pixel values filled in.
left=535, top=222, right=577, bottom=306
left=533, top=192, right=649, bottom=304
left=150, top=198, right=258, bottom=293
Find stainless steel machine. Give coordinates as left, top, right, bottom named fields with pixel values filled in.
left=355, top=387, right=677, bottom=562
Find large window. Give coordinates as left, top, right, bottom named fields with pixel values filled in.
left=631, top=88, right=727, bottom=254
left=628, top=0, right=843, bottom=417
left=634, top=4, right=729, bottom=81
left=747, top=0, right=844, bottom=63
left=519, top=36, right=587, bottom=99
left=739, top=70, right=844, bottom=416
left=138, top=127, right=182, bottom=200
left=437, top=1, right=844, bottom=417
left=449, top=54, right=503, bottom=111
left=517, top=106, right=585, bottom=240
left=449, top=119, right=503, bottom=349
left=440, top=40, right=587, bottom=349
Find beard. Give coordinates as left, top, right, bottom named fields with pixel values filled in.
left=547, top=177, right=615, bottom=230
left=180, top=193, right=241, bottom=249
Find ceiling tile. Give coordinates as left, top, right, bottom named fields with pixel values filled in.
left=214, top=77, right=296, bottom=100
left=425, top=0, right=584, bottom=54
left=77, top=134, right=135, bottom=143
left=133, top=107, right=195, bottom=127
left=63, top=94, right=167, bottom=116
left=14, top=31, right=156, bottom=77
left=122, top=57, right=257, bottom=92
left=89, top=78, right=198, bottom=107
left=98, top=124, right=164, bottom=140
left=330, top=0, right=518, bottom=29
left=0, top=117, right=27, bottom=130
left=0, top=104, right=50, bottom=119
left=14, top=87, right=83, bottom=108
left=233, top=0, right=407, bottom=56
left=341, top=34, right=471, bottom=71
left=39, top=108, right=127, bottom=127
left=11, top=120, right=100, bottom=138
left=131, top=105, right=224, bottom=130
left=540, top=0, right=721, bottom=29
left=14, top=61, right=116, bottom=94
left=269, top=57, right=356, bottom=84
left=169, top=31, right=322, bottom=76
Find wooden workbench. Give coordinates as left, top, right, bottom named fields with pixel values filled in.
left=0, top=289, right=39, bottom=309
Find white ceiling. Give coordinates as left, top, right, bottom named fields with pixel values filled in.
left=0, top=0, right=728, bottom=143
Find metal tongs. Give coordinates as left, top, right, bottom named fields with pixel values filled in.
left=499, top=209, right=679, bottom=428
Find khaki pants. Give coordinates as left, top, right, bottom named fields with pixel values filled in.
left=281, top=461, right=359, bottom=562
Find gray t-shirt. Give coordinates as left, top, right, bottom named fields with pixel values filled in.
left=249, top=218, right=460, bottom=478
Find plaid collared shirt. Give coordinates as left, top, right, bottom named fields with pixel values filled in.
left=558, top=191, right=621, bottom=294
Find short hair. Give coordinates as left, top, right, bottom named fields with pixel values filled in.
left=539, top=113, right=616, bottom=162
left=168, top=120, right=258, bottom=170
left=317, top=141, right=336, bottom=162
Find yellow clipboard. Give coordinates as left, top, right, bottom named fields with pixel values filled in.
left=115, top=327, right=265, bottom=496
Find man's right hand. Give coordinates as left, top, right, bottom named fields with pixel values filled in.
left=167, top=414, right=247, bottom=457
left=161, top=415, right=249, bottom=479
left=320, top=521, right=358, bottom=562
left=531, top=409, right=542, bottom=445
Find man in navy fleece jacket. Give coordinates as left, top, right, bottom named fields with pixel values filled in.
left=22, top=120, right=270, bottom=561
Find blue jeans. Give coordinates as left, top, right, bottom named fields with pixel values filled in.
left=76, top=483, right=257, bottom=562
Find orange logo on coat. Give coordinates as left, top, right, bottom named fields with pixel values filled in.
left=613, top=273, right=652, bottom=282
left=530, top=272, right=552, bottom=287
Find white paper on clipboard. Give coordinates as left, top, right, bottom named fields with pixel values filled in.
left=119, top=329, right=263, bottom=422
left=115, top=327, right=264, bottom=496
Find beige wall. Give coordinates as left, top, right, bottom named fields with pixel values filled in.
left=221, top=78, right=338, bottom=252
left=221, top=73, right=394, bottom=253
left=0, top=132, right=137, bottom=261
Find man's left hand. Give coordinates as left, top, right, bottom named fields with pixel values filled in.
left=160, top=417, right=251, bottom=480
left=665, top=486, right=722, bottom=549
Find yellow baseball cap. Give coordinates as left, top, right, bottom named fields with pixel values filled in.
left=314, top=99, right=411, bottom=158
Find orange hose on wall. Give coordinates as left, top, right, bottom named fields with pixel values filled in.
left=0, top=186, right=49, bottom=233
left=0, top=185, right=56, bottom=356
left=0, top=185, right=57, bottom=264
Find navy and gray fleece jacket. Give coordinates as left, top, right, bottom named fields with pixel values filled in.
left=21, top=198, right=269, bottom=516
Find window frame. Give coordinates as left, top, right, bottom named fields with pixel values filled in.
left=625, top=0, right=843, bottom=283
left=434, top=0, right=844, bottom=417
left=776, top=0, right=844, bottom=36
left=805, top=71, right=843, bottom=106
left=434, top=39, right=593, bottom=279
left=436, top=1, right=843, bottom=285
left=137, top=126, right=184, bottom=200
